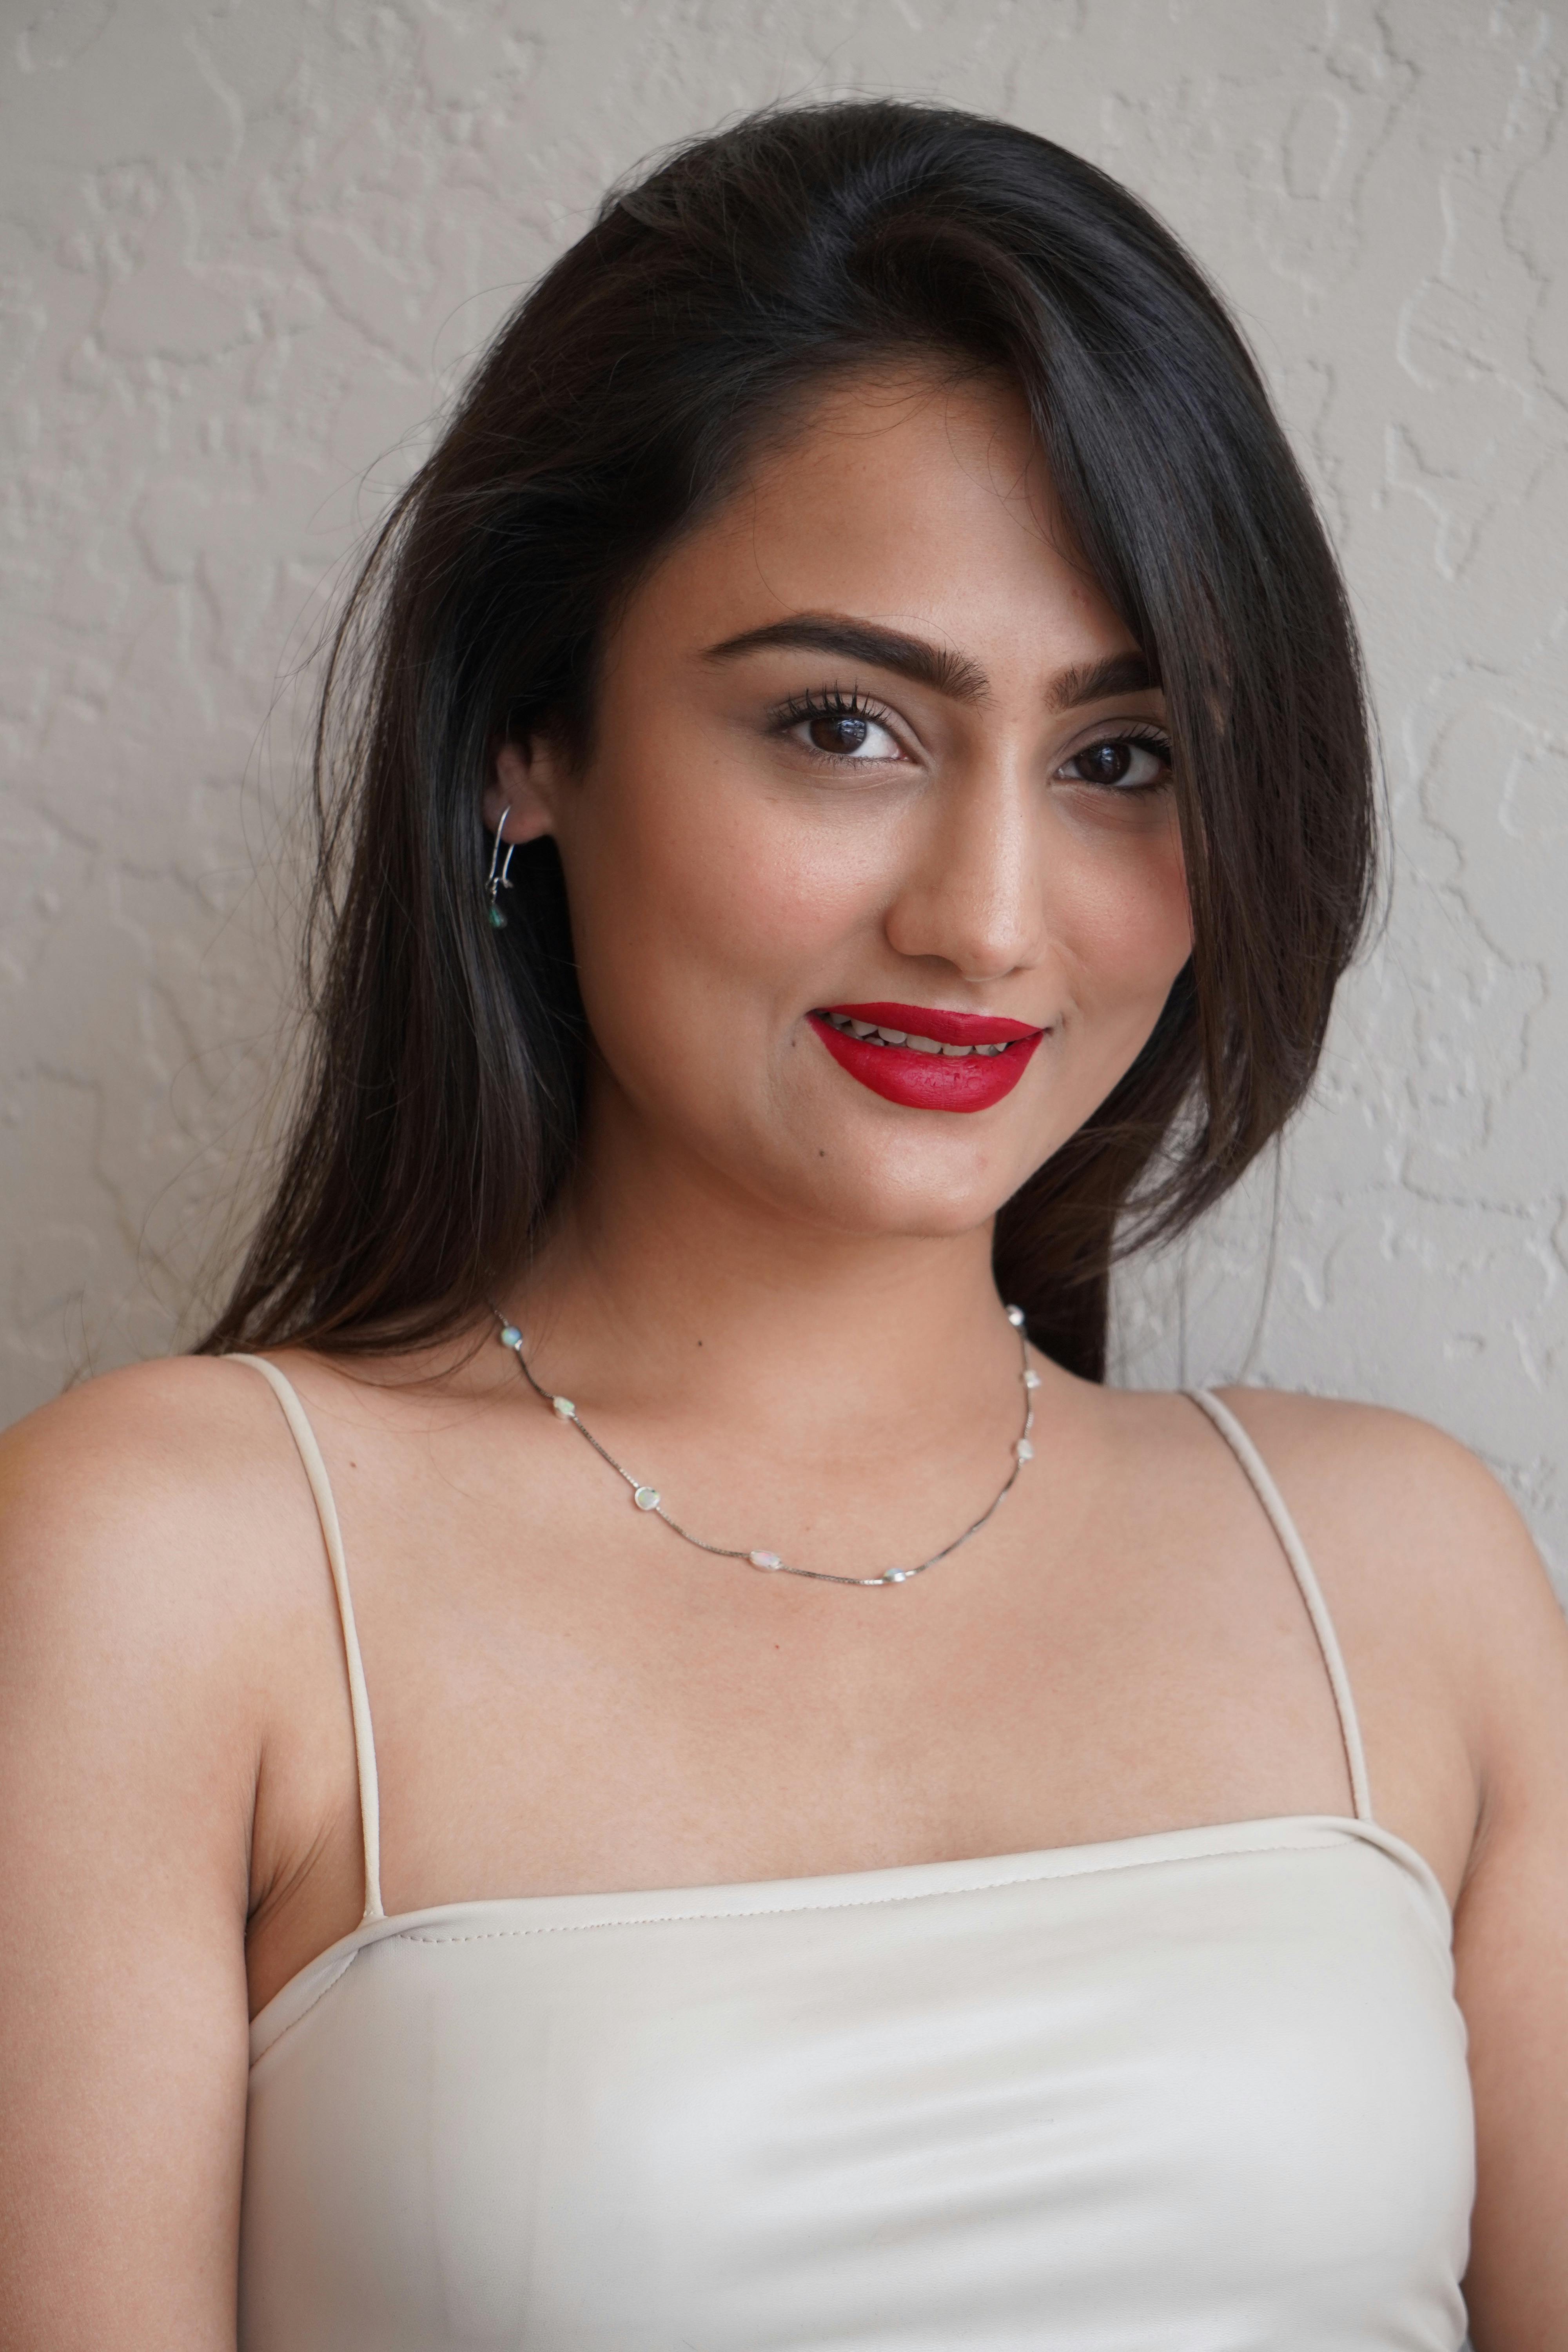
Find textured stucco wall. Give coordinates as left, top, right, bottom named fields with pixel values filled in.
left=3, top=1, right=1565, bottom=1579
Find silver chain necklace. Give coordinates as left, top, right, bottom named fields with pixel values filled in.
left=491, top=1303, right=1040, bottom=1589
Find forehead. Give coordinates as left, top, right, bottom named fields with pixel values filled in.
left=615, top=365, right=1139, bottom=681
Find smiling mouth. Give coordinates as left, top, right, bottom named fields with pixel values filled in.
left=817, top=1010, right=1023, bottom=1058
left=807, top=1001, right=1048, bottom=1113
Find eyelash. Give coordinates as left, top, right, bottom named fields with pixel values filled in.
left=769, top=689, right=1174, bottom=793
left=769, top=686, right=900, bottom=750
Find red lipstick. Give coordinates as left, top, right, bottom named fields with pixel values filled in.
left=808, top=1001, right=1046, bottom=1113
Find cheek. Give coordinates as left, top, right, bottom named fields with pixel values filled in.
left=1049, top=806, right=1192, bottom=1006
left=559, top=748, right=874, bottom=1043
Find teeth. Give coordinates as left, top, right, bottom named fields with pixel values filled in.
left=822, top=1009, right=1020, bottom=1058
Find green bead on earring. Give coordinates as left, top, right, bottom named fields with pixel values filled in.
left=486, top=809, right=516, bottom=931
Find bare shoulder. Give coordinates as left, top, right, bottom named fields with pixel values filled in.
left=0, top=1350, right=323, bottom=1581
left=0, top=1352, right=354, bottom=1989
left=2, top=1348, right=298, bottom=1484
left=1209, top=1384, right=1554, bottom=1622
left=1208, top=1385, right=1568, bottom=1827
left=0, top=1354, right=334, bottom=1743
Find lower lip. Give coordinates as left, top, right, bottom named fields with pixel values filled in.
left=808, top=1015, right=1045, bottom=1112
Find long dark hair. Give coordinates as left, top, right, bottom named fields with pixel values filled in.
left=202, top=100, right=1375, bottom=1381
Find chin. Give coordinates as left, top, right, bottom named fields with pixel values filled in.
left=790, top=1138, right=1030, bottom=1243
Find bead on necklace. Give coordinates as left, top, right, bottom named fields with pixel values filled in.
left=491, top=1302, right=1037, bottom=1590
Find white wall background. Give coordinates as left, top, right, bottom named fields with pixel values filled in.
left=2, top=0, right=1565, bottom=1582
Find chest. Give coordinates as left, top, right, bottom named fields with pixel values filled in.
left=350, top=1439, right=1349, bottom=1898
left=242, top=1377, right=1470, bottom=2016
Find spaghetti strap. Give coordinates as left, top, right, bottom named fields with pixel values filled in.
left=1186, top=1388, right=1374, bottom=1825
left=228, top=1354, right=385, bottom=1922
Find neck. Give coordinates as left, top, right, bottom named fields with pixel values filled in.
left=507, top=1109, right=1025, bottom=1448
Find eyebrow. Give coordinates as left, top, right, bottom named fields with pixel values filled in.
left=701, top=613, right=1157, bottom=712
left=1044, top=649, right=1158, bottom=711
left=702, top=615, right=988, bottom=702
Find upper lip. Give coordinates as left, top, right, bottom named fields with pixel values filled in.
left=815, top=1002, right=1045, bottom=1046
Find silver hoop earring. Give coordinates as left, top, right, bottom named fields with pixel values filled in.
left=486, top=810, right=517, bottom=930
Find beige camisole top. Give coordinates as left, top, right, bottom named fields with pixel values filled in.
left=234, top=1357, right=1475, bottom=2350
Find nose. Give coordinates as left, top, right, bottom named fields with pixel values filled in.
left=882, top=756, right=1045, bottom=986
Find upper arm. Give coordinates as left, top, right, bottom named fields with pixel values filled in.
left=1443, top=1465, right=1568, bottom=2349
left=0, top=1366, right=269, bottom=2351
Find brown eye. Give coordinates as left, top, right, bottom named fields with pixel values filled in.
left=1060, top=735, right=1171, bottom=790
left=809, top=714, right=872, bottom=755
left=787, top=705, right=902, bottom=761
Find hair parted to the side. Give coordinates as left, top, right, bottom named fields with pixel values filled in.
left=200, top=99, right=1376, bottom=1382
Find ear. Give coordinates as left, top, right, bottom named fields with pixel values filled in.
left=484, top=737, right=563, bottom=844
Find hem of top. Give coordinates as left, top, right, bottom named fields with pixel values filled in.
left=249, top=1810, right=1450, bottom=2067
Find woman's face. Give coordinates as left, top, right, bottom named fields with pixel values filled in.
left=489, top=367, right=1192, bottom=1241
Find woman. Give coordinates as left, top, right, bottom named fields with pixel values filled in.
left=1, top=99, right=1563, bottom=2351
